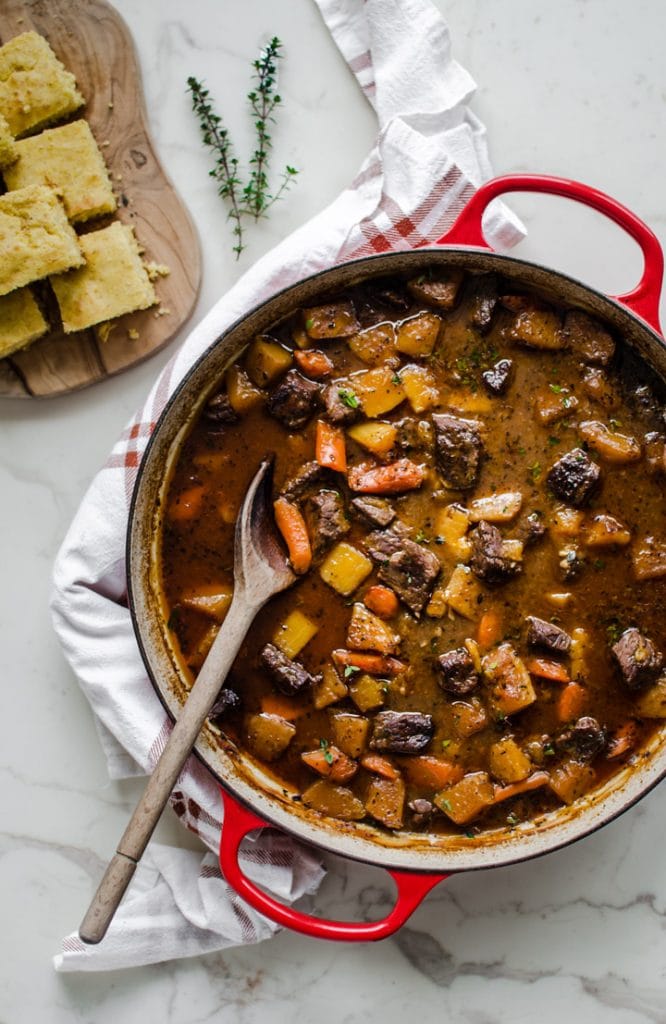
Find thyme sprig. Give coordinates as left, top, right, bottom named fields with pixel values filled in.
left=187, top=37, right=298, bottom=259
left=186, top=76, right=245, bottom=258
left=244, top=37, right=298, bottom=219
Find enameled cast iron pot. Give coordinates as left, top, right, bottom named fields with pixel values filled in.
left=128, top=175, right=666, bottom=941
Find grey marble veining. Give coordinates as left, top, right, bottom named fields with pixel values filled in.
left=0, top=0, right=664, bottom=1021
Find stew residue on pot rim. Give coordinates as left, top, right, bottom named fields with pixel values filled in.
left=158, top=267, right=666, bottom=838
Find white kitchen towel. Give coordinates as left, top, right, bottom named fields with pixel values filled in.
left=51, top=0, right=524, bottom=972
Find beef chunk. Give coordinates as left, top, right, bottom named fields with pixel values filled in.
left=407, top=270, right=464, bottom=310
left=395, top=417, right=434, bottom=456
left=437, top=647, right=479, bottom=695
left=369, top=279, right=410, bottom=311
left=321, top=382, right=360, bottom=425
left=267, top=370, right=320, bottom=430
left=611, top=627, right=663, bottom=690
left=468, top=274, right=499, bottom=333
left=432, top=413, right=483, bottom=490
left=519, top=511, right=546, bottom=547
left=306, top=489, right=349, bottom=557
left=482, top=359, right=513, bottom=396
left=210, top=688, right=241, bottom=720
left=470, top=520, right=522, bottom=584
left=280, top=460, right=327, bottom=501
left=526, top=616, right=572, bottom=655
left=350, top=495, right=396, bottom=528
left=260, top=643, right=321, bottom=696
left=408, top=798, right=434, bottom=827
left=547, top=448, right=601, bottom=508
left=203, top=392, right=239, bottom=426
left=556, top=717, right=606, bottom=762
left=366, top=526, right=441, bottom=616
left=370, top=710, right=434, bottom=754
left=562, top=310, right=615, bottom=366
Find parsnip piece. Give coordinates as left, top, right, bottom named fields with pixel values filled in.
left=549, top=761, right=596, bottom=805
left=349, top=673, right=386, bottom=712
left=226, top=364, right=263, bottom=413
left=435, top=504, right=472, bottom=560
left=330, top=712, right=370, bottom=758
left=582, top=514, right=631, bottom=549
left=631, top=536, right=666, bottom=580
left=245, top=336, right=292, bottom=387
left=443, top=564, right=484, bottom=619
left=246, top=713, right=296, bottom=761
left=302, top=779, right=366, bottom=820
left=482, top=644, right=537, bottom=716
left=489, top=738, right=531, bottom=783
left=578, top=420, right=642, bottom=464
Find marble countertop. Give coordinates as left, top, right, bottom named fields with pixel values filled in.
left=1, top=0, right=665, bottom=1020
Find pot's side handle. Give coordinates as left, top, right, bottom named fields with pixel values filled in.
left=218, top=788, right=449, bottom=942
left=437, top=174, right=664, bottom=337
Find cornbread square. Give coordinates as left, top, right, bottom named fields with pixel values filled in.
left=50, top=222, right=157, bottom=332
left=0, top=112, right=17, bottom=169
left=0, top=287, right=47, bottom=358
left=0, top=184, right=84, bottom=297
left=0, top=31, right=84, bottom=139
left=4, top=120, right=116, bottom=223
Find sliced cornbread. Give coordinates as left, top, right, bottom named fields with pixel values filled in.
left=0, top=31, right=84, bottom=139
left=3, top=120, right=116, bottom=223
left=0, top=287, right=47, bottom=358
left=0, top=112, right=17, bottom=169
left=50, top=222, right=156, bottom=332
left=0, top=184, right=84, bottom=297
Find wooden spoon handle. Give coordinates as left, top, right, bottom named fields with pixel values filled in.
left=78, top=592, right=257, bottom=945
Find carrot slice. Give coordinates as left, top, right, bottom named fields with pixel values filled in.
left=477, top=609, right=503, bottom=648
left=364, top=585, right=400, bottom=619
left=315, top=420, right=347, bottom=473
left=273, top=497, right=312, bottom=574
left=360, top=754, right=401, bottom=780
left=332, top=649, right=406, bottom=676
left=261, top=693, right=309, bottom=720
left=169, top=484, right=205, bottom=522
left=492, top=771, right=550, bottom=804
left=293, top=349, right=334, bottom=378
left=348, top=458, right=426, bottom=494
left=527, top=657, right=571, bottom=683
left=401, top=755, right=464, bottom=790
left=606, top=719, right=639, bottom=760
left=557, top=681, right=587, bottom=722
left=301, top=746, right=358, bottom=783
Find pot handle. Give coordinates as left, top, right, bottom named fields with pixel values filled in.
left=437, top=174, right=664, bottom=336
left=218, top=788, right=449, bottom=942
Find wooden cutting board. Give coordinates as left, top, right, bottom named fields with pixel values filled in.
left=0, top=0, right=201, bottom=398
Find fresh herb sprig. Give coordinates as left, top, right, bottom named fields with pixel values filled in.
left=187, top=76, right=245, bottom=258
left=187, top=37, right=298, bottom=259
left=244, top=37, right=298, bottom=220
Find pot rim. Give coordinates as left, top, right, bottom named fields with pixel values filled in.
left=127, top=243, right=666, bottom=874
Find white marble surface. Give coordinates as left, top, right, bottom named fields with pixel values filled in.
left=1, top=0, right=665, bottom=1020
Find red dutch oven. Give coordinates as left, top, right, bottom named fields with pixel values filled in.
left=128, top=174, right=666, bottom=942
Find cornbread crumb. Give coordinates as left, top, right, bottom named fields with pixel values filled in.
left=128, top=327, right=139, bottom=340
left=50, top=221, right=157, bottom=332
left=145, top=262, right=171, bottom=281
left=3, top=120, right=116, bottom=223
left=0, top=184, right=83, bottom=297
left=96, top=321, right=115, bottom=344
left=0, top=112, right=17, bottom=169
left=0, top=31, right=84, bottom=138
left=0, top=286, right=47, bottom=358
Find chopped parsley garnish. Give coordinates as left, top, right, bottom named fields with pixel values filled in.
left=543, top=743, right=555, bottom=757
left=338, top=388, right=359, bottom=409
left=530, top=461, right=542, bottom=481
left=549, top=383, right=564, bottom=394
left=606, top=621, right=623, bottom=644
left=319, top=738, right=334, bottom=764
left=506, top=812, right=519, bottom=826
left=439, top=798, right=453, bottom=813
left=593, top=558, right=606, bottom=571
left=547, top=435, right=560, bottom=446
left=441, top=739, right=451, bottom=750
left=343, top=664, right=361, bottom=678
left=414, top=528, right=428, bottom=544
left=391, top=372, right=402, bottom=385
left=305, top=317, right=314, bottom=331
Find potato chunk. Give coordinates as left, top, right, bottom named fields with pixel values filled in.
left=400, top=363, right=440, bottom=412
left=347, top=602, right=401, bottom=654
left=364, top=775, right=406, bottom=829
left=348, top=323, right=398, bottom=366
left=548, top=761, right=596, bottom=805
left=452, top=698, right=488, bottom=737
left=578, top=420, right=642, bottom=464
left=246, top=713, right=296, bottom=761
left=302, top=779, right=366, bottom=820
left=226, top=365, right=264, bottom=413
left=533, top=386, right=578, bottom=425
left=349, top=673, right=386, bottom=712
left=489, top=738, right=532, bottom=783
left=312, top=664, right=348, bottom=710
left=434, top=771, right=494, bottom=824
left=353, top=366, right=406, bottom=417
left=180, top=585, right=232, bottom=622
left=482, top=644, right=537, bottom=716
left=636, top=675, right=666, bottom=718
left=320, top=542, right=373, bottom=595
left=631, top=536, right=666, bottom=580
left=245, top=336, right=292, bottom=386
left=435, top=504, right=472, bottom=560
left=443, top=564, right=484, bottom=619
left=304, top=301, right=360, bottom=339
left=330, top=712, right=370, bottom=758
left=272, top=609, right=319, bottom=659
left=582, top=514, right=631, bottom=549
left=347, top=420, right=398, bottom=455
left=468, top=491, right=523, bottom=523
left=508, top=308, right=564, bottom=350
left=395, top=311, right=442, bottom=357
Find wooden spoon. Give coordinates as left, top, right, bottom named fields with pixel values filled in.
left=79, top=456, right=295, bottom=944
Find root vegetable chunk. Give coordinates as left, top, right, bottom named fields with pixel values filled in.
left=320, top=542, right=373, bottom=595
left=330, top=713, right=371, bottom=758
left=364, top=775, right=406, bottom=829
left=489, top=738, right=532, bottom=783
left=347, top=602, right=401, bottom=654
left=302, top=780, right=366, bottom=820
left=482, top=644, right=537, bottom=716
left=246, top=713, right=296, bottom=761
left=434, top=771, right=494, bottom=824
left=396, top=311, right=442, bottom=357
